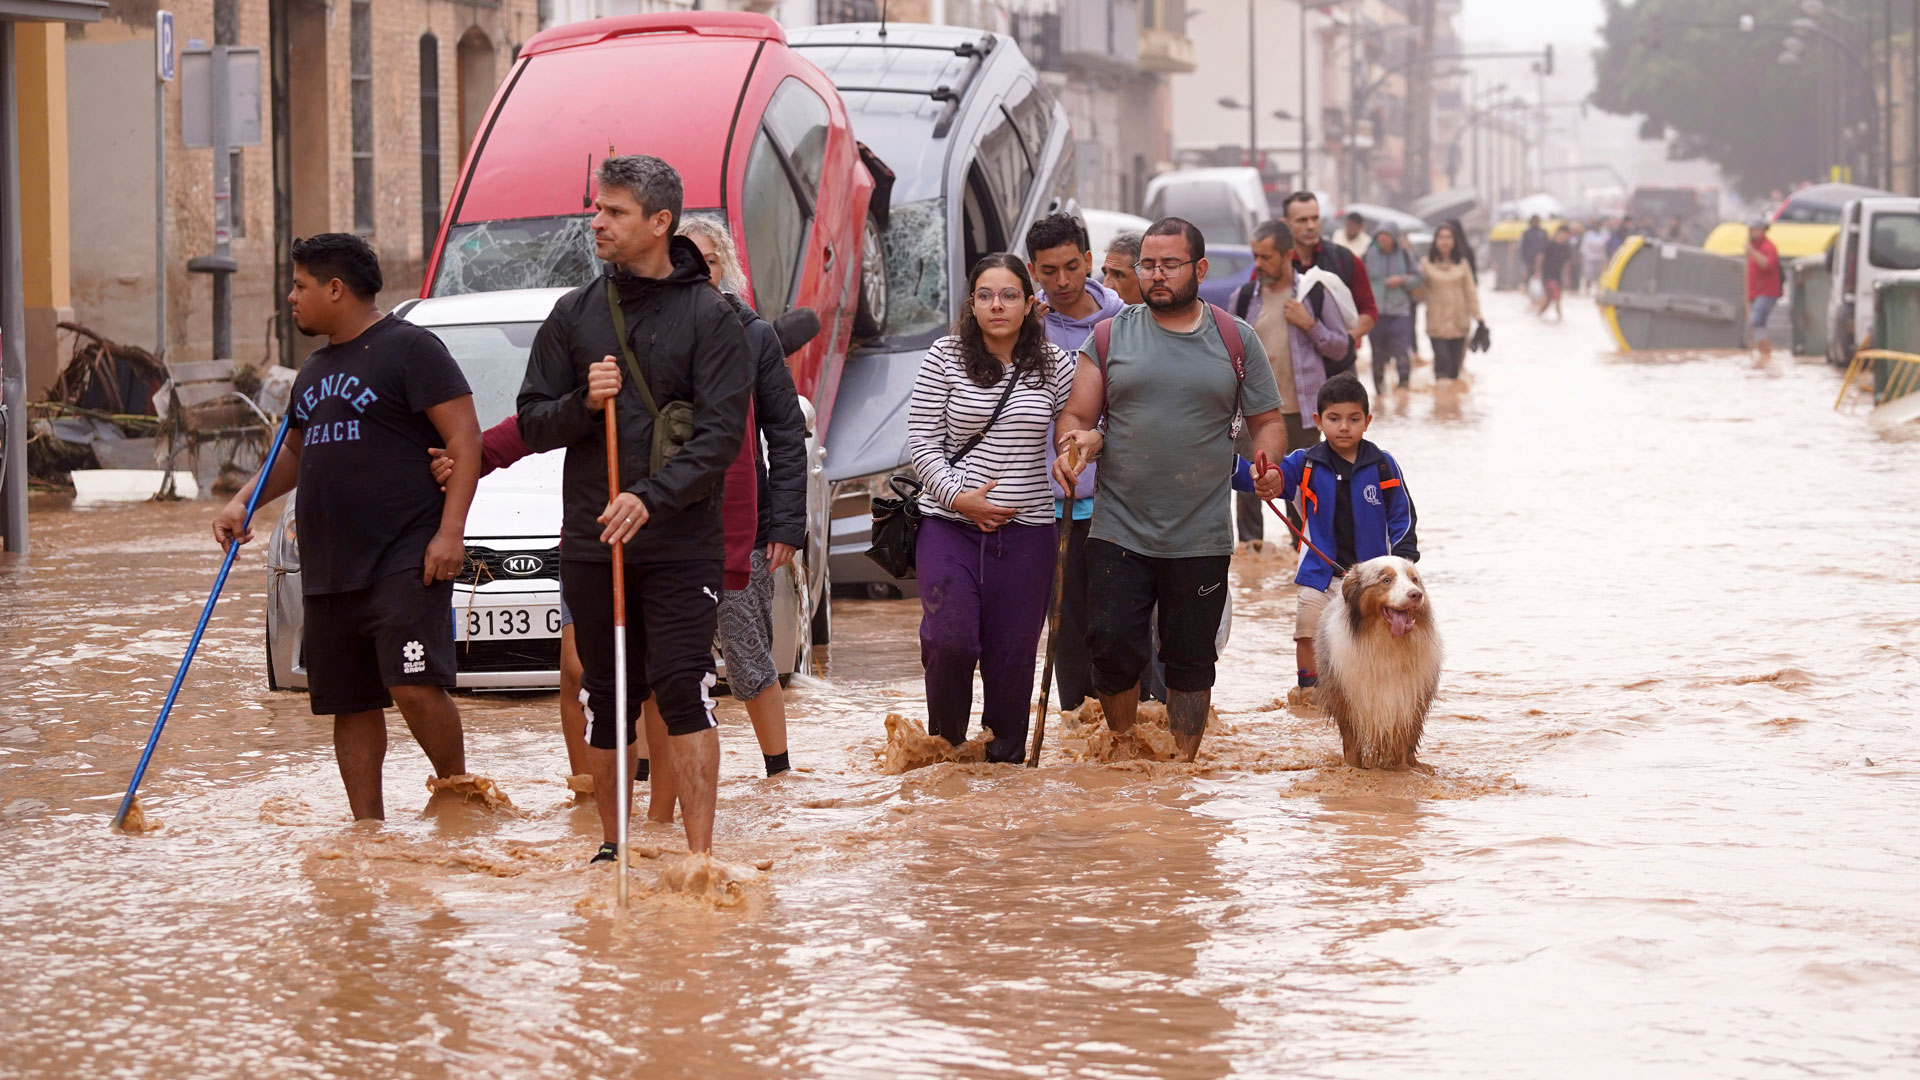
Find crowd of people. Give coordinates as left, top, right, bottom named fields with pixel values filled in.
left=214, top=155, right=1454, bottom=869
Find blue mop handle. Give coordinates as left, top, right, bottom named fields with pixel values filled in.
left=112, top=412, right=293, bottom=829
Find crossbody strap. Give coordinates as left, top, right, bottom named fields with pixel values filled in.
left=948, top=365, right=1022, bottom=466
left=605, top=279, right=664, bottom=422
left=1208, top=303, right=1247, bottom=438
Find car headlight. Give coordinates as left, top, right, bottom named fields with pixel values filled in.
left=270, top=512, right=300, bottom=573
left=830, top=466, right=918, bottom=520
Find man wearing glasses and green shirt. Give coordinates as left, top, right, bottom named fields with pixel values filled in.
left=1052, top=217, right=1289, bottom=763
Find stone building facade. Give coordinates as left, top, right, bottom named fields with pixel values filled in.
left=36, top=0, right=538, bottom=392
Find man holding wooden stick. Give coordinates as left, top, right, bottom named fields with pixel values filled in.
left=517, top=155, right=752, bottom=866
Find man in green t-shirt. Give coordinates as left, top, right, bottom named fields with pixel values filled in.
left=1054, top=217, right=1289, bottom=761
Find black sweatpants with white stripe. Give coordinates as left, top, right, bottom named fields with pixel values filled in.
left=562, top=557, right=722, bottom=745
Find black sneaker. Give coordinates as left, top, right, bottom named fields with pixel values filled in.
left=590, top=842, right=619, bottom=865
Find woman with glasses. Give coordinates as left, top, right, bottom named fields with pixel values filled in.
left=906, top=254, right=1076, bottom=762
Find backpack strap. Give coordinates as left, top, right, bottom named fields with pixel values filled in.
left=1092, top=316, right=1115, bottom=419
left=1208, top=304, right=1247, bottom=438
left=1233, top=282, right=1254, bottom=320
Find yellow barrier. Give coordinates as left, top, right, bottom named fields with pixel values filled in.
left=1594, top=234, right=1645, bottom=353
left=1834, top=348, right=1920, bottom=409
left=1488, top=218, right=1564, bottom=243
left=1702, top=221, right=1840, bottom=259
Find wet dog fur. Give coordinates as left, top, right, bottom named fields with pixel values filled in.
left=1314, top=556, right=1443, bottom=770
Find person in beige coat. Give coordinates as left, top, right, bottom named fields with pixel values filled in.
left=1420, top=221, right=1481, bottom=382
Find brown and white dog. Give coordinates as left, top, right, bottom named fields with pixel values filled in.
left=1314, top=556, right=1443, bottom=770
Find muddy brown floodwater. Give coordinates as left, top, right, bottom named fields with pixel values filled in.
left=6, top=292, right=1920, bottom=1078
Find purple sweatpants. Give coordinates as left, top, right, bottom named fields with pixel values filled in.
left=917, top=514, right=1056, bottom=763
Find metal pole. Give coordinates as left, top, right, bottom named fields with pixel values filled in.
left=156, top=56, right=167, bottom=357
left=1, top=24, right=28, bottom=555
left=211, top=46, right=232, bottom=361
left=1247, top=0, right=1256, bottom=172
left=270, top=0, right=293, bottom=368
left=1886, top=0, right=1894, bottom=187
left=1299, top=0, right=1310, bottom=189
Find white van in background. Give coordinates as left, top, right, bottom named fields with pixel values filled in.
left=1826, top=196, right=1920, bottom=366
left=1142, top=168, right=1268, bottom=247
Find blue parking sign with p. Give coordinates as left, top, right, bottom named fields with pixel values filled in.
left=157, top=11, right=175, bottom=82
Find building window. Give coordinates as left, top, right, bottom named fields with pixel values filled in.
left=351, top=0, right=374, bottom=236
left=816, top=0, right=878, bottom=24
left=420, top=34, right=440, bottom=256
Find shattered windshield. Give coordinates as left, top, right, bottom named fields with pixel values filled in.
left=873, top=196, right=949, bottom=350
left=431, top=210, right=724, bottom=297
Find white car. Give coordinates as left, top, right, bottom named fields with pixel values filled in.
left=265, top=287, right=827, bottom=692
left=1142, top=167, right=1268, bottom=246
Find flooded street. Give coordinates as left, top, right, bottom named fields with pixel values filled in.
left=5, top=292, right=1920, bottom=1078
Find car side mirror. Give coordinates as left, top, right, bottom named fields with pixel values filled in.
left=774, top=307, right=823, bottom=357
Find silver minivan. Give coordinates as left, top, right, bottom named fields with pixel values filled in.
left=1826, top=196, right=1920, bottom=366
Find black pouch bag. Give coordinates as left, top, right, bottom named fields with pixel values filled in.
left=863, top=369, right=1021, bottom=579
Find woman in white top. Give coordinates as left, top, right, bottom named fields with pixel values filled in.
left=907, top=253, right=1076, bottom=762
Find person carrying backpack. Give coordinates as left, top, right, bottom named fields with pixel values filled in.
left=1053, top=218, right=1288, bottom=763
left=1230, top=219, right=1349, bottom=548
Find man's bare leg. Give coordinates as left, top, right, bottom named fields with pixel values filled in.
left=643, top=698, right=677, bottom=824
left=1167, top=688, right=1211, bottom=762
left=583, top=744, right=633, bottom=845
left=670, top=727, right=720, bottom=855
left=1098, top=682, right=1140, bottom=734
left=388, top=685, right=466, bottom=778
left=558, top=627, right=591, bottom=778
left=334, top=709, right=388, bottom=820
left=744, top=686, right=788, bottom=761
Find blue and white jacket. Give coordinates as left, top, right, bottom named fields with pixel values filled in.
left=1236, top=439, right=1419, bottom=590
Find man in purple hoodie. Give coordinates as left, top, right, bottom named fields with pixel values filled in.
left=1026, top=213, right=1128, bottom=712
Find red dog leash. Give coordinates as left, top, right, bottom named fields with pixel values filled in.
left=1253, top=451, right=1346, bottom=572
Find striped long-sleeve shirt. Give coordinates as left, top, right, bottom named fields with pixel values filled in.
left=907, top=336, right=1075, bottom=528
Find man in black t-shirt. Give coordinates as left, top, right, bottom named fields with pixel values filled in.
left=214, top=233, right=483, bottom=821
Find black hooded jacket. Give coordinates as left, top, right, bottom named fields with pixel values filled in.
left=723, top=293, right=809, bottom=551
left=517, top=236, right=753, bottom=564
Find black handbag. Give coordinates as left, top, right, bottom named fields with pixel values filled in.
left=1470, top=320, right=1492, bottom=353
left=863, top=370, right=1022, bottom=579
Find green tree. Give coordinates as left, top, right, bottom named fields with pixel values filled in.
left=1592, top=0, right=1825, bottom=197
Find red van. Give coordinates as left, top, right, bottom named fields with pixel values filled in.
left=421, top=11, right=883, bottom=437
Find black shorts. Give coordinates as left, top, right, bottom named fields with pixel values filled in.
left=1084, top=539, right=1231, bottom=695
left=562, top=558, right=723, bottom=746
left=303, top=571, right=456, bottom=716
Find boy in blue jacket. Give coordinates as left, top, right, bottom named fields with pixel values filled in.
left=1243, top=372, right=1419, bottom=695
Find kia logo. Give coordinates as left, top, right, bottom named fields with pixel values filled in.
left=502, top=554, right=542, bottom=576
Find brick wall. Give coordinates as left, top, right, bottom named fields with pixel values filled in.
left=63, top=0, right=537, bottom=372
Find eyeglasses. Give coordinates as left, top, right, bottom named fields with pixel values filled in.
left=1133, top=259, right=1194, bottom=278
left=972, top=288, right=1026, bottom=307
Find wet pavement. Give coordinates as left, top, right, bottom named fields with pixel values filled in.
left=5, top=291, right=1920, bottom=1077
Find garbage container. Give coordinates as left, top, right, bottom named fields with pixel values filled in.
left=1595, top=236, right=1748, bottom=351
left=1790, top=256, right=1831, bottom=358
left=1870, top=276, right=1920, bottom=399
left=1487, top=220, right=1522, bottom=292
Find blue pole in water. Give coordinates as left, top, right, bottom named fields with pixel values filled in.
left=111, top=412, right=293, bottom=830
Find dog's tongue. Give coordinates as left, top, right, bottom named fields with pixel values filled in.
left=1386, top=608, right=1415, bottom=637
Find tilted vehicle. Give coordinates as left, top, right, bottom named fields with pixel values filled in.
left=420, top=10, right=882, bottom=640
left=788, top=22, right=1076, bottom=597
left=1773, top=182, right=1891, bottom=226
left=1142, top=167, right=1266, bottom=247
left=1825, top=197, right=1920, bottom=366
left=265, top=289, right=829, bottom=691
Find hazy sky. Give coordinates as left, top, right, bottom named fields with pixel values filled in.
left=1457, top=0, right=1606, bottom=49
